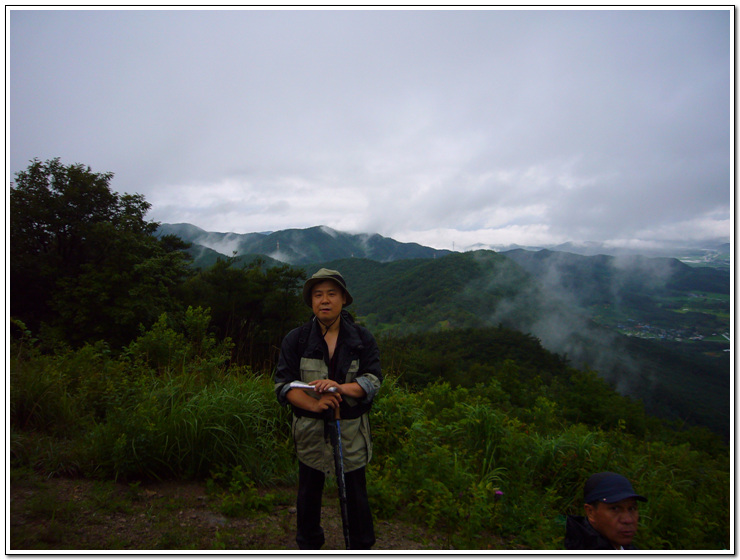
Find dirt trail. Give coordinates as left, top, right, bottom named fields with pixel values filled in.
left=10, top=476, right=450, bottom=551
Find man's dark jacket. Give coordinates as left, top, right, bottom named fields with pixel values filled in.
left=274, top=311, right=382, bottom=418
left=564, top=515, right=638, bottom=550
left=274, top=311, right=382, bottom=473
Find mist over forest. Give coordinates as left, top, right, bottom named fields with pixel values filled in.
left=157, top=221, right=729, bottom=439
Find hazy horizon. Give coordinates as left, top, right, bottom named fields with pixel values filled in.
left=158, top=221, right=730, bottom=257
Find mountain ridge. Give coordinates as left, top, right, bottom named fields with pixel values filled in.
left=156, top=223, right=452, bottom=266
left=157, top=223, right=730, bottom=267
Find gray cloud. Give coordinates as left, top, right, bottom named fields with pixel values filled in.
left=9, top=8, right=731, bottom=250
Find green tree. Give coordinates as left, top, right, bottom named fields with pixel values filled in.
left=10, top=158, right=192, bottom=347
left=180, top=258, right=306, bottom=369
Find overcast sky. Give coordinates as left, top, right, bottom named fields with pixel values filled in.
left=8, top=8, right=732, bottom=251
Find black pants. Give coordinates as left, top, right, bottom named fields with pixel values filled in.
left=296, top=461, right=376, bottom=550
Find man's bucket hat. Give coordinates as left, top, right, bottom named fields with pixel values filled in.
left=302, top=268, right=353, bottom=307
left=583, top=472, right=647, bottom=504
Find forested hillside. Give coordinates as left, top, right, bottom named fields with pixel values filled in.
left=10, top=159, right=730, bottom=551
left=302, top=252, right=729, bottom=439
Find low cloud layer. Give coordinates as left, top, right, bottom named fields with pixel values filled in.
left=9, top=8, right=731, bottom=250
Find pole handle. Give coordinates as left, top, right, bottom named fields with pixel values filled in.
left=288, top=381, right=338, bottom=393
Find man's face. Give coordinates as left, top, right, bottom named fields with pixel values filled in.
left=585, top=498, right=640, bottom=548
left=311, top=280, right=347, bottom=324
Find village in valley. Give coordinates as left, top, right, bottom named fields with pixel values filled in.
left=616, top=318, right=729, bottom=346
left=591, top=289, right=730, bottom=351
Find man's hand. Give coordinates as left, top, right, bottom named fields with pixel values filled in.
left=310, top=379, right=341, bottom=394
left=287, top=379, right=367, bottom=414
left=312, top=391, right=342, bottom=413
left=311, top=379, right=367, bottom=399
left=286, top=385, right=341, bottom=414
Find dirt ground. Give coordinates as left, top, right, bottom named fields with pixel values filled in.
left=9, top=476, right=455, bottom=552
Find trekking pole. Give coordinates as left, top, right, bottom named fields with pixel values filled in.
left=290, top=381, right=351, bottom=548
left=331, top=405, right=351, bottom=550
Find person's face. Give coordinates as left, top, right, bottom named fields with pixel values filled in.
left=311, top=280, right=346, bottom=324
left=585, top=498, right=640, bottom=548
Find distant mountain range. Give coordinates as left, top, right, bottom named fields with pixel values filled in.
left=156, top=223, right=453, bottom=267
left=459, top=240, right=730, bottom=267
left=155, top=223, right=730, bottom=268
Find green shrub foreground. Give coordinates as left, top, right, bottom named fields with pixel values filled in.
left=9, top=313, right=730, bottom=550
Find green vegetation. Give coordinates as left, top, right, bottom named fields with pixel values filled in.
left=10, top=311, right=730, bottom=550
left=9, top=159, right=730, bottom=550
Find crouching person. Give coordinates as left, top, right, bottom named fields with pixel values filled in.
left=565, top=472, right=647, bottom=550
left=274, top=269, right=382, bottom=550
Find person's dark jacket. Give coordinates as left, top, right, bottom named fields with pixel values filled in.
left=275, top=311, right=382, bottom=413
left=274, top=311, right=382, bottom=473
left=565, top=515, right=638, bottom=550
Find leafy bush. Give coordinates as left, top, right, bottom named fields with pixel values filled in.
left=367, top=376, right=729, bottom=550
left=124, top=307, right=234, bottom=381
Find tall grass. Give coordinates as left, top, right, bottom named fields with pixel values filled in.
left=84, top=373, right=294, bottom=483
left=10, top=352, right=79, bottom=436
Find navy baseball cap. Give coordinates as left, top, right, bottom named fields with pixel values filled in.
left=583, top=472, right=647, bottom=504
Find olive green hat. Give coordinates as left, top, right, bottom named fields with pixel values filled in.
left=302, top=268, right=353, bottom=307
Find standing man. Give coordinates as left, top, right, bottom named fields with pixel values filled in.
left=275, top=268, right=382, bottom=550
left=565, top=472, right=648, bottom=550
